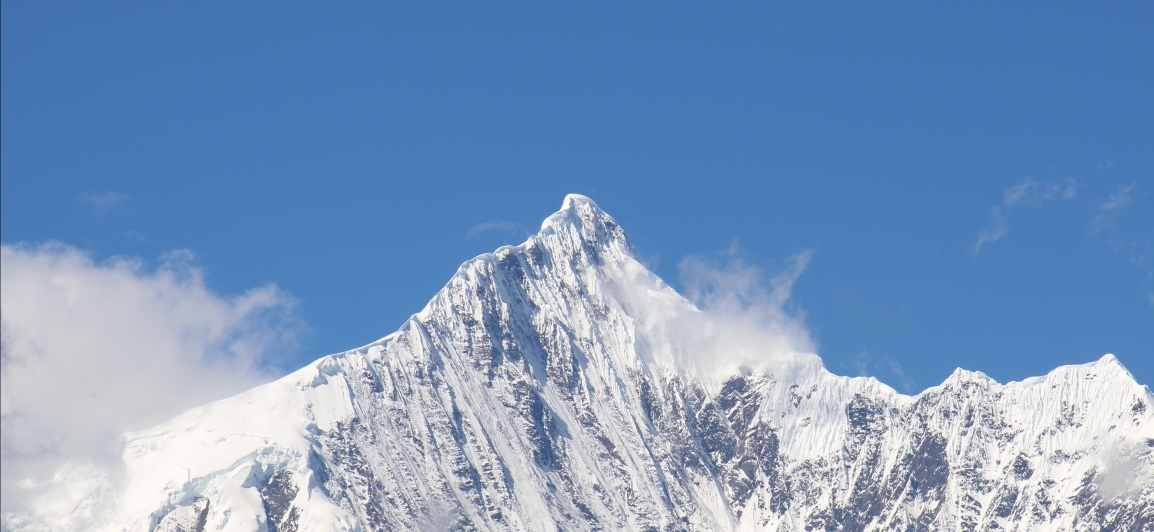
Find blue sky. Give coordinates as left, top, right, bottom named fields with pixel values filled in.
left=3, top=2, right=1151, bottom=391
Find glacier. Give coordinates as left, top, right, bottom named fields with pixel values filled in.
left=5, top=195, right=1152, bottom=531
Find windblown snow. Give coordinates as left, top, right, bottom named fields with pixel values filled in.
left=5, top=195, right=1152, bottom=531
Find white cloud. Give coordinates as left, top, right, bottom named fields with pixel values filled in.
left=1097, top=441, right=1153, bottom=501
left=0, top=243, right=302, bottom=519
left=679, top=248, right=814, bottom=325
left=971, top=177, right=1078, bottom=254
left=78, top=192, right=130, bottom=215
left=601, top=242, right=821, bottom=388
left=611, top=247, right=819, bottom=387
left=1098, top=456, right=1145, bottom=500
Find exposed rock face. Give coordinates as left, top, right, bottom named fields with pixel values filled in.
left=19, top=196, right=1154, bottom=531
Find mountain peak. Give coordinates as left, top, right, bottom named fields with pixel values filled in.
left=536, top=194, right=632, bottom=263
left=541, top=193, right=609, bottom=231
left=1095, top=352, right=1121, bottom=367
left=560, top=193, right=600, bottom=212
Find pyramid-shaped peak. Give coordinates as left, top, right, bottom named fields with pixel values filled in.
left=1085, top=353, right=1141, bottom=382
left=530, top=194, right=634, bottom=267
left=1051, top=353, right=1132, bottom=377
left=541, top=194, right=616, bottom=234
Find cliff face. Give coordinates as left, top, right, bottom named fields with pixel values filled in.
left=26, top=195, right=1153, bottom=531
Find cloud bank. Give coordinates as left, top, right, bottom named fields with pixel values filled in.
left=0, top=243, right=303, bottom=521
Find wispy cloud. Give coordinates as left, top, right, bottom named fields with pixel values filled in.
left=971, top=174, right=1151, bottom=305
left=842, top=351, right=915, bottom=393
left=680, top=247, right=814, bottom=315
left=971, top=177, right=1078, bottom=254
left=1087, top=183, right=1152, bottom=306
left=1088, top=184, right=1136, bottom=235
left=1100, top=183, right=1137, bottom=214
left=466, top=220, right=529, bottom=240
left=78, top=192, right=129, bottom=215
left=0, top=243, right=304, bottom=522
left=1088, top=183, right=1146, bottom=256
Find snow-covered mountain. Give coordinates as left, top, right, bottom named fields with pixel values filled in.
left=11, top=195, right=1153, bottom=531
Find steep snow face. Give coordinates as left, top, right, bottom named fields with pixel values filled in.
left=7, top=195, right=1153, bottom=531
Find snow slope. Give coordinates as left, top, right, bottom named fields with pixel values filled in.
left=7, top=195, right=1153, bottom=531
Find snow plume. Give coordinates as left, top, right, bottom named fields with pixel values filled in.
left=610, top=247, right=820, bottom=387
left=0, top=243, right=302, bottom=525
left=674, top=249, right=819, bottom=381
left=678, top=248, right=813, bottom=327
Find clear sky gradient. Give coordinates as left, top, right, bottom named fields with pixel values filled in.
left=3, top=2, right=1151, bottom=391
